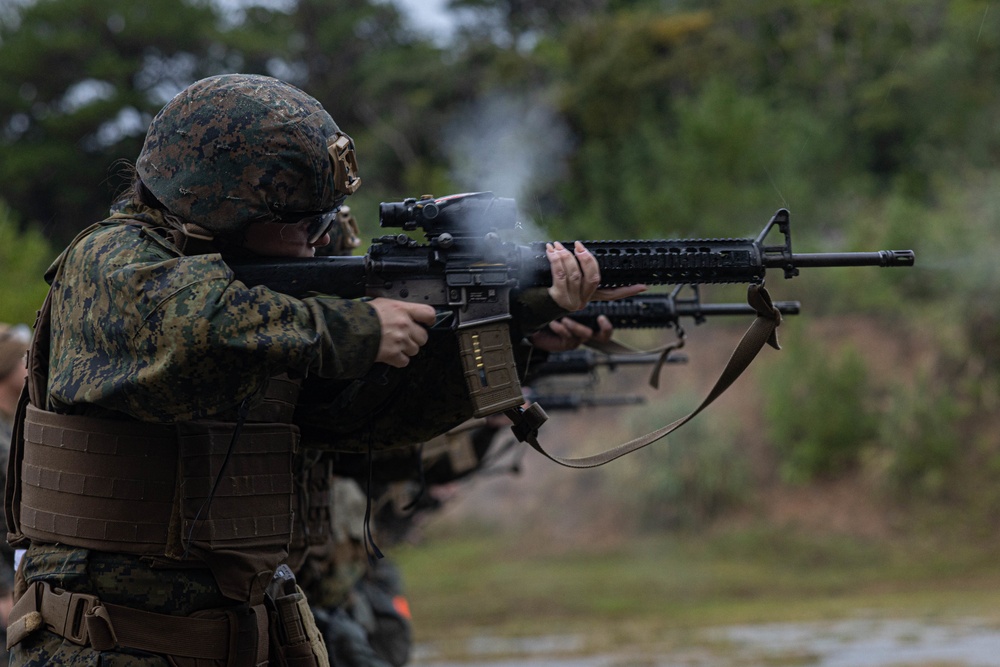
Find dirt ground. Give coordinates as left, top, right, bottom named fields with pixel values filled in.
left=419, top=314, right=911, bottom=546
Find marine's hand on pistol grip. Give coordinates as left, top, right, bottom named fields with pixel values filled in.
left=369, top=298, right=435, bottom=368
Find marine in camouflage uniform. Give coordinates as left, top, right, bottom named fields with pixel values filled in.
left=296, top=478, right=409, bottom=667
left=0, top=323, right=30, bottom=665
left=294, top=206, right=411, bottom=667
left=4, top=73, right=592, bottom=667
left=6, top=74, right=465, bottom=667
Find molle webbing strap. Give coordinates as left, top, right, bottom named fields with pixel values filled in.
left=19, top=404, right=177, bottom=552
left=285, top=454, right=333, bottom=573
left=302, top=458, right=333, bottom=548
left=176, top=420, right=296, bottom=550
left=18, top=405, right=297, bottom=562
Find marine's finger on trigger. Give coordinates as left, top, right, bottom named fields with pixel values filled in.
left=404, top=302, right=436, bottom=326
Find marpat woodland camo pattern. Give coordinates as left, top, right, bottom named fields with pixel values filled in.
left=46, top=209, right=381, bottom=422
left=13, top=74, right=447, bottom=664
left=137, top=74, right=343, bottom=233
left=11, top=72, right=562, bottom=666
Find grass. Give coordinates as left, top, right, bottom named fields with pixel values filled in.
left=391, top=523, right=1000, bottom=661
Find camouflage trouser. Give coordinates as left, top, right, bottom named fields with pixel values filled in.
left=9, top=545, right=235, bottom=666
left=10, top=629, right=170, bottom=666
left=9, top=548, right=330, bottom=667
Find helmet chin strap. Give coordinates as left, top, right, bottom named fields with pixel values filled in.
left=172, top=222, right=225, bottom=257
left=176, top=219, right=249, bottom=259
left=181, top=222, right=216, bottom=242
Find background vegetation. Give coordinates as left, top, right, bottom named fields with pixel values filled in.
left=3, top=0, right=1000, bottom=653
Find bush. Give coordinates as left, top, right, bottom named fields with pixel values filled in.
left=874, top=372, right=961, bottom=497
left=609, top=394, right=752, bottom=531
left=562, top=77, right=837, bottom=240
left=765, top=333, right=880, bottom=483
left=0, top=203, right=53, bottom=325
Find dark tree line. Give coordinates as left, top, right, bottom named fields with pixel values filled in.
left=2, top=0, right=1000, bottom=245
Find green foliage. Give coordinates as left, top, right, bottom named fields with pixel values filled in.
left=1, top=0, right=999, bottom=516
left=690, top=0, right=958, bottom=186
left=562, top=78, right=832, bottom=238
left=765, top=318, right=965, bottom=498
left=873, top=372, right=961, bottom=498
left=609, top=395, right=752, bottom=531
left=765, top=332, right=879, bottom=482
left=0, top=203, right=53, bottom=325
left=0, top=0, right=229, bottom=244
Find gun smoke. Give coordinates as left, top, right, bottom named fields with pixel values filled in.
left=443, top=90, right=574, bottom=241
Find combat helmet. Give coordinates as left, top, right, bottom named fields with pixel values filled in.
left=136, top=73, right=360, bottom=236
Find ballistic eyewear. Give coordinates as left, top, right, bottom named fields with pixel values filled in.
left=298, top=208, right=341, bottom=245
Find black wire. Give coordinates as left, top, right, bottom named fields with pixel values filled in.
left=363, top=426, right=384, bottom=564
left=182, top=396, right=251, bottom=560
left=400, top=443, right=427, bottom=512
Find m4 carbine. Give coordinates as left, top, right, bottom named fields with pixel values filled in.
left=230, top=191, right=914, bottom=429
left=525, top=349, right=684, bottom=385
left=566, top=288, right=800, bottom=330
left=527, top=391, right=646, bottom=412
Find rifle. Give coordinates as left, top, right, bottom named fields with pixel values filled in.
left=231, top=192, right=914, bottom=451
left=527, top=391, right=646, bottom=412
left=382, top=392, right=650, bottom=496
left=423, top=391, right=648, bottom=486
left=566, top=286, right=800, bottom=330
left=525, top=349, right=684, bottom=385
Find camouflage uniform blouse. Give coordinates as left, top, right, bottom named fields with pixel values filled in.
left=12, top=204, right=482, bottom=667
left=45, top=208, right=382, bottom=421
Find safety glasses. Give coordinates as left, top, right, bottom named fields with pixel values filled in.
left=298, top=208, right=340, bottom=244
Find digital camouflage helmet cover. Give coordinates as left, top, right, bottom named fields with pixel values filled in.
left=136, top=73, right=360, bottom=235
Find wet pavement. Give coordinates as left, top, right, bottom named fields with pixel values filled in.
left=411, top=616, right=1000, bottom=666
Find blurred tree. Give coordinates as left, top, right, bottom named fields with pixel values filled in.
left=210, top=0, right=473, bottom=205
left=447, top=0, right=611, bottom=50
left=682, top=0, right=1000, bottom=195
left=0, top=0, right=234, bottom=244
left=0, top=201, right=54, bottom=324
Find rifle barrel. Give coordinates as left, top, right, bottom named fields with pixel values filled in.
left=568, top=298, right=801, bottom=329
left=773, top=250, right=915, bottom=268
left=528, top=351, right=681, bottom=378
left=685, top=301, right=802, bottom=316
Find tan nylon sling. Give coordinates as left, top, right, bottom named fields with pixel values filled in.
left=507, top=284, right=783, bottom=468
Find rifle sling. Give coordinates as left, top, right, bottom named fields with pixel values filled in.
left=508, top=284, right=782, bottom=469
left=585, top=337, right=685, bottom=391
